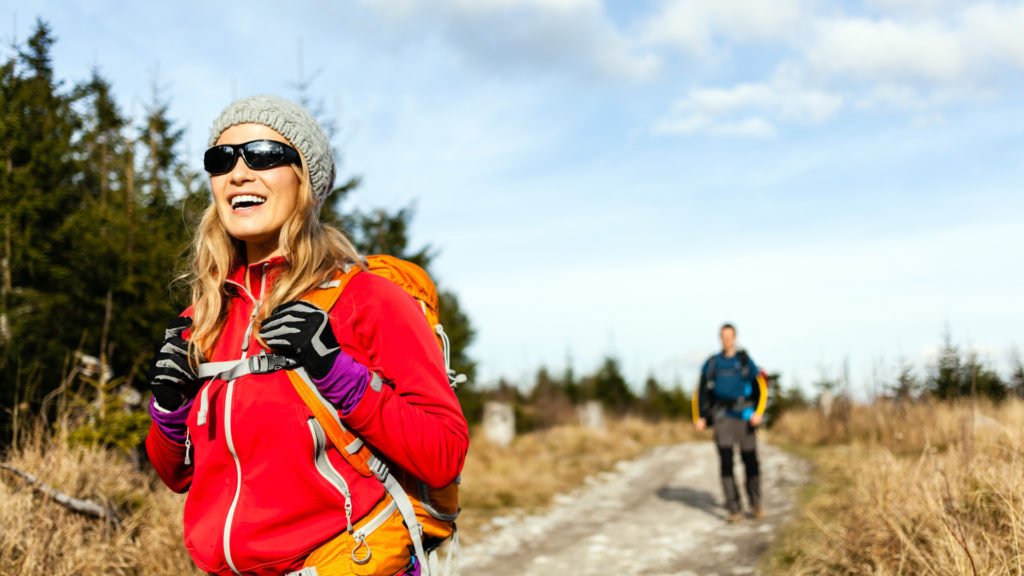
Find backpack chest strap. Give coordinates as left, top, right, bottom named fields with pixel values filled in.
left=196, top=351, right=297, bottom=382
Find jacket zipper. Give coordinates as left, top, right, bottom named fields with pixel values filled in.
left=221, top=263, right=269, bottom=575
left=308, top=417, right=355, bottom=533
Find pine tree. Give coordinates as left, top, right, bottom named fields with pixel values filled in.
left=642, top=374, right=670, bottom=420
left=961, top=351, right=1006, bottom=402
left=930, top=331, right=963, bottom=399
left=1010, top=351, right=1024, bottom=398
left=0, top=20, right=83, bottom=422
left=890, top=359, right=920, bottom=401
left=583, top=356, right=636, bottom=416
left=529, top=366, right=572, bottom=428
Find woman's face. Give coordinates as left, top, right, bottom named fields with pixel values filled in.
left=211, top=123, right=302, bottom=261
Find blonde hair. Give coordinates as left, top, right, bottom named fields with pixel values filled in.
left=186, top=158, right=363, bottom=366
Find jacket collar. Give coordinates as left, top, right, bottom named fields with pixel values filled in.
left=226, top=256, right=288, bottom=302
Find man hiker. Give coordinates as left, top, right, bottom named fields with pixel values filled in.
left=693, top=323, right=768, bottom=523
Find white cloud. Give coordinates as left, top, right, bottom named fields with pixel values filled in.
left=864, top=0, right=964, bottom=16
left=715, top=117, right=777, bottom=137
left=650, top=1, right=1024, bottom=136
left=360, top=0, right=659, bottom=80
left=964, top=3, right=1024, bottom=67
left=654, top=73, right=842, bottom=137
left=641, top=0, right=808, bottom=55
left=807, top=17, right=967, bottom=82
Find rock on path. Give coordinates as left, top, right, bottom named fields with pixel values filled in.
left=455, top=442, right=809, bottom=576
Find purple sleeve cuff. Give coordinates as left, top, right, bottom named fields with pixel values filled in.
left=149, top=396, right=192, bottom=444
left=312, top=352, right=370, bottom=415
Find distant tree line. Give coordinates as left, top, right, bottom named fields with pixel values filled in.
left=477, top=329, right=1024, bottom=435
left=478, top=357, right=694, bottom=433
left=0, top=19, right=477, bottom=441
left=885, top=332, right=1024, bottom=403
left=784, top=331, right=1024, bottom=414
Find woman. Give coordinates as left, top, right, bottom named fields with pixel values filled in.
left=145, top=95, right=468, bottom=576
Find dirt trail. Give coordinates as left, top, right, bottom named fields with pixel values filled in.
left=456, top=442, right=809, bottom=576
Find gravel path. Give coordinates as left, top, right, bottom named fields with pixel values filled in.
left=455, top=442, right=809, bottom=576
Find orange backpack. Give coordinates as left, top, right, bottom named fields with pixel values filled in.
left=289, top=255, right=463, bottom=576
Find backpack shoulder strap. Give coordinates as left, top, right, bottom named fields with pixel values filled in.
left=736, top=350, right=751, bottom=380
left=705, top=354, right=719, bottom=383
left=286, top=263, right=372, bottom=472
left=299, top=263, right=362, bottom=313
left=288, top=263, right=433, bottom=574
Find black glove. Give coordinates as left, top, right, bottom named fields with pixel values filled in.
left=259, top=301, right=340, bottom=380
left=146, top=316, right=198, bottom=411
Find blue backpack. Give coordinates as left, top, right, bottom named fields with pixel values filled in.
left=706, top=350, right=753, bottom=401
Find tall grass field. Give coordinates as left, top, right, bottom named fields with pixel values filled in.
left=765, top=399, right=1024, bottom=575
left=0, top=415, right=693, bottom=575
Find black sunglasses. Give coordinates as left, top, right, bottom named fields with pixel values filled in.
left=204, top=139, right=301, bottom=175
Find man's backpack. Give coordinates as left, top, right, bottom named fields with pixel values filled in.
left=705, top=350, right=753, bottom=401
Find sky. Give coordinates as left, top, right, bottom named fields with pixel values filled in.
left=1, top=0, right=1022, bottom=396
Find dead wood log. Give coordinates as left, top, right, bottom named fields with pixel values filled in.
left=0, top=462, right=121, bottom=527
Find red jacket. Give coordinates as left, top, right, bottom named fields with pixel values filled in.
left=146, top=257, right=469, bottom=575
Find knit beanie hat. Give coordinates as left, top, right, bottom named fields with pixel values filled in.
left=208, top=95, right=336, bottom=204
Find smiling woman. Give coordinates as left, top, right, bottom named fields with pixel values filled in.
left=143, top=95, right=469, bottom=576
left=209, top=126, right=303, bottom=263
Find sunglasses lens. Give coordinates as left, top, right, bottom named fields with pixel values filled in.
left=204, top=140, right=298, bottom=174
left=242, top=140, right=288, bottom=169
left=204, top=146, right=237, bottom=174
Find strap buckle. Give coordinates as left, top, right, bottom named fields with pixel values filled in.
left=247, top=352, right=297, bottom=375
left=368, top=456, right=390, bottom=482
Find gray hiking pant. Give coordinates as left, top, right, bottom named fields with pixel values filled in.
left=713, top=414, right=761, bottom=514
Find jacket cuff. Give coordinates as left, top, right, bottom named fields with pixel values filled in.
left=145, top=421, right=192, bottom=493
left=312, top=353, right=371, bottom=415
left=342, top=375, right=389, bottom=429
left=149, top=396, right=192, bottom=444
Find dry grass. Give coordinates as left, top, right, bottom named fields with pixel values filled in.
left=0, top=415, right=695, bottom=573
left=0, top=424, right=200, bottom=575
left=764, top=399, right=1024, bottom=575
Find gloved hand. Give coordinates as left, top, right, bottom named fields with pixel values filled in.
left=260, top=301, right=371, bottom=413
left=146, top=316, right=199, bottom=411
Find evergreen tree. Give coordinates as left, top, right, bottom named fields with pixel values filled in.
left=889, top=359, right=920, bottom=401
left=0, top=19, right=480, bottom=438
left=930, top=331, right=963, bottom=399
left=529, top=366, right=572, bottom=428
left=559, top=354, right=580, bottom=404
left=1010, top=351, right=1024, bottom=398
left=0, top=24, right=195, bottom=436
left=582, top=356, right=635, bottom=416
left=961, top=351, right=1006, bottom=401
left=764, top=373, right=804, bottom=427
left=643, top=373, right=684, bottom=416
left=0, top=21, right=84, bottom=420
left=927, top=332, right=1006, bottom=401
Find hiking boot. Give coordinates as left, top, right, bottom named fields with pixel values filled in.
left=727, top=512, right=743, bottom=524
left=752, top=507, right=764, bottom=520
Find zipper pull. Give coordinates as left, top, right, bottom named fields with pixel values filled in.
left=184, top=428, right=192, bottom=466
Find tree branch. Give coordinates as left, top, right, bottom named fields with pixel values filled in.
left=0, top=462, right=121, bottom=527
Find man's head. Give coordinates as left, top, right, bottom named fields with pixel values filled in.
left=720, top=323, right=736, bottom=355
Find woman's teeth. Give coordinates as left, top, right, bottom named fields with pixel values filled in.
left=231, top=195, right=267, bottom=209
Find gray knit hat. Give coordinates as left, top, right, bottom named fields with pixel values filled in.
left=208, top=95, right=335, bottom=204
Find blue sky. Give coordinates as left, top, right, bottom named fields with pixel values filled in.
left=3, top=0, right=1022, bottom=395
